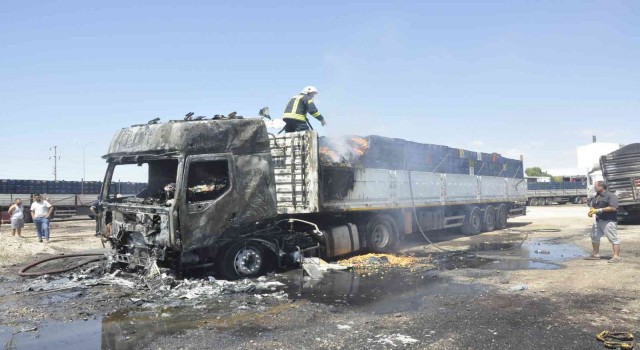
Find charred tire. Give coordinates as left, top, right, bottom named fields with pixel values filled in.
left=496, top=204, right=508, bottom=229
left=481, top=205, right=496, bottom=232
left=218, top=241, right=271, bottom=280
left=545, top=198, right=553, bottom=206
left=461, top=206, right=482, bottom=235
left=366, top=215, right=399, bottom=253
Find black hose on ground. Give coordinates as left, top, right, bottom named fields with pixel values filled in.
left=18, top=253, right=107, bottom=277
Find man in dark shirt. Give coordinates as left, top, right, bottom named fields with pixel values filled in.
left=587, top=182, right=621, bottom=262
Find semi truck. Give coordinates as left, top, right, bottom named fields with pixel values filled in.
left=600, top=143, right=640, bottom=222
left=98, top=118, right=526, bottom=279
left=526, top=178, right=588, bottom=205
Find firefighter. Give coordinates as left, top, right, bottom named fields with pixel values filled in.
left=282, top=86, right=327, bottom=132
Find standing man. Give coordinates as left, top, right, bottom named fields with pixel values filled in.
left=586, top=182, right=621, bottom=262
left=282, top=86, right=327, bottom=132
left=30, top=194, right=53, bottom=243
left=8, top=198, right=25, bottom=237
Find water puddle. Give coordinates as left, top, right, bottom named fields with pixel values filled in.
left=435, top=238, right=587, bottom=271
left=1, top=319, right=101, bottom=350
left=277, top=270, right=485, bottom=313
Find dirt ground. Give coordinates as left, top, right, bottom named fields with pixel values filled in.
left=0, top=206, right=638, bottom=350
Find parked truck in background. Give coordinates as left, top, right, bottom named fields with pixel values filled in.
left=526, top=176, right=588, bottom=205
left=99, top=118, right=527, bottom=279
left=600, top=143, right=640, bottom=222
left=0, top=180, right=146, bottom=223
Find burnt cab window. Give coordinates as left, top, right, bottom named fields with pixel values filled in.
left=187, top=160, right=231, bottom=203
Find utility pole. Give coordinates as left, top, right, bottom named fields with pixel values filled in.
left=74, top=141, right=95, bottom=193
left=49, top=146, right=59, bottom=181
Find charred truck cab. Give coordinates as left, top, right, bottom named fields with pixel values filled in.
left=100, top=118, right=526, bottom=279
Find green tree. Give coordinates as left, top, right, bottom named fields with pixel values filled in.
left=525, top=167, right=552, bottom=177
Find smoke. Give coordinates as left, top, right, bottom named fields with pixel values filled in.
left=319, top=135, right=369, bottom=166
left=264, top=118, right=286, bottom=131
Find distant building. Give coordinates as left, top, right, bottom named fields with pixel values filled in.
left=526, top=176, right=551, bottom=183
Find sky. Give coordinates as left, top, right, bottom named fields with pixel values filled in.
left=1, top=0, right=638, bottom=182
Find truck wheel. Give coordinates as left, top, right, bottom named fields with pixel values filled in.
left=529, top=198, right=538, bottom=206
left=481, top=205, right=496, bottom=232
left=545, top=198, right=553, bottom=206
left=496, top=204, right=508, bottom=229
left=366, top=215, right=398, bottom=253
left=23, top=208, right=33, bottom=224
left=461, top=206, right=482, bottom=235
left=218, top=241, right=270, bottom=280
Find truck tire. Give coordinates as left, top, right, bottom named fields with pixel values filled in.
left=461, top=206, right=482, bottom=235
left=529, top=198, right=538, bottom=206
left=496, top=204, right=508, bottom=229
left=545, top=198, right=553, bottom=206
left=481, top=205, right=496, bottom=232
left=366, top=215, right=399, bottom=253
left=217, top=241, right=271, bottom=280
left=23, top=208, right=33, bottom=224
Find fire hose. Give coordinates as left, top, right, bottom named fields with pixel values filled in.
left=18, top=253, right=107, bottom=277
left=596, top=331, right=635, bottom=349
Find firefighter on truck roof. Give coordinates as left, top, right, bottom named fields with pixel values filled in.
left=282, top=86, right=327, bottom=132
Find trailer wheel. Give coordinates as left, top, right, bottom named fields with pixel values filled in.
left=461, top=206, right=482, bottom=235
left=496, top=204, right=508, bottom=229
left=23, top=208, right=33, bottom=224
left=366, top=215, right=399, bottom=253
left=529, top=198, right=538, bottom=206
left=482, top=206, right=496, bottom=232
left=545, top=198, right=553, bottom=206
left=218, top=241, right=271, bottom=280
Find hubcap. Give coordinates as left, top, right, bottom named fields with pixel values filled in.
left=372, top=224, right=390, bottom=248
left=233, top=247, right=262, bottom=275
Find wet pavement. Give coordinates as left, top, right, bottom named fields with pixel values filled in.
left=435, top=237, right=588, bottom=271
left=1, top=235, right=591, bottom=350
left=1, top=319, right=101, bottom=350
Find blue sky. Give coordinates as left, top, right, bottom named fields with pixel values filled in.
left=1, top=0, right=638, bottom=181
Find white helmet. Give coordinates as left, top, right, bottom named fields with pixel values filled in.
left=301, top=86, right=318, bottom=95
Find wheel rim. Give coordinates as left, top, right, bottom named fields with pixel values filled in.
left=471, top=210, right=481, bottom=230
left=233, top=247, right=262, bottom=276
left=371, top=224, right=391, bottom=248
left=486, top=210, right=495, bottom=227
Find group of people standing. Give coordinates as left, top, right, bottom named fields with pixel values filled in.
left=5, top=194, right=53, bottom=242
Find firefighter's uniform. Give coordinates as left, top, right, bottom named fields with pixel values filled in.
left=282, top=94, right=326, bottom=132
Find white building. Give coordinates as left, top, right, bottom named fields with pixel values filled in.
left=576, top=139, right=621, bottom=174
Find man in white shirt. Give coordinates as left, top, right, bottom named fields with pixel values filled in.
left=30, top=194, right=53, bottom=243
left=8, top=198, right=25, bottom=237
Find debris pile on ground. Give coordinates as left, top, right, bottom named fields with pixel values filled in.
left=163, top=276, right=286, bottom=300
left=337, top=253, right=433, bottom=270
left=18, top=265, right=289, bottom=305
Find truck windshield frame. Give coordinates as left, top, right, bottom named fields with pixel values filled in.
left=103, top=157, right=180, bottom=202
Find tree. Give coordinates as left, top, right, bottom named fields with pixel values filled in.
left=525, top=167, right=552, bottom=178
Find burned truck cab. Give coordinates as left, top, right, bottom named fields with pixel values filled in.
left=100, top=119, right=279, bottom=276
